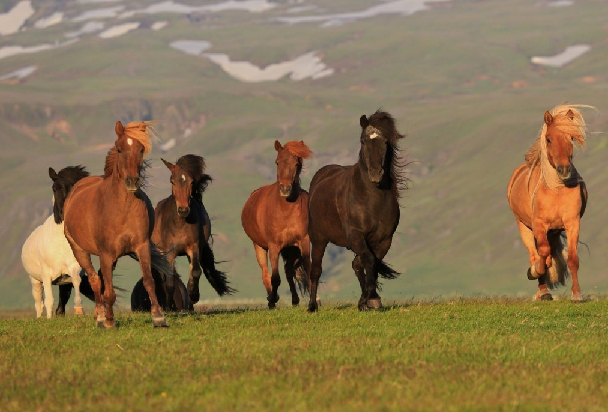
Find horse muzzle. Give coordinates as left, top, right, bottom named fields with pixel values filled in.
left=556, top=165, right=572, bottom=181
left=279, top=184, right=292, bottom=197
left=177, top=206, right=190, bottom=217
left=368, top=169, right=384, bottom=184
left=125, top=176, right=141, bottom=192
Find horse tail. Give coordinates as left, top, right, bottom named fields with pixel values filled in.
left=294, top=264, right=310, bottom=296
left=546, top=232, right=569, bottom=289
left=376, top=258, right=400, bottom=280
left=128, top=243, right=173, bottom=283
left=200, top=240, right=235, bottom=296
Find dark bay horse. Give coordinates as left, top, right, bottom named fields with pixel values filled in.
left=307, top=110, right=406, bottom=312
left=63, top=121, right=172, bottom=328
left=147, top=154, right=233, bottom=310
left=508, top=105, right=591, bottom=301
left=241, top=140, right=312, bottom=308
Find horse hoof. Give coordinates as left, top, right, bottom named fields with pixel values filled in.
left=571, top=293, right=583, bottom=302
left=104, top=319, right=116, bottom=328
left=153, top=316, right=168, bottom=328
left=307, top=302, right=318, bottom=313
left=367, top=298, right=382, bottom=309
left=540, top=293, right=553, bottom=301
left=74, top=307, right=85, bottom=315
left=527, top=267, right=539, bottom=280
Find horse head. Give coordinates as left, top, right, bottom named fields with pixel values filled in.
left=359, top=115, right=390, bottom=184
left=113, top=121, right=150, bottom=192
left=49, top=165, right=89, bottom=224
left=162, top=158, right=193, bottom=217
left=544, top=109, right=580, bottom=181
left=274, top=140, right=312, bottom=198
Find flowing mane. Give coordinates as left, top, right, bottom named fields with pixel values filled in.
left=57, top=165, right=89, bottom=184
left=365, top=110, right=408, bottom=196
left=283, top=141, right=313, bottom=160
left=524, top=104, right=592, bottom=191
left=525, top=104, right=590, bottom=166
left=176, top=154, right=212, bottom=202
left=104, top=121, right=155, bottom=178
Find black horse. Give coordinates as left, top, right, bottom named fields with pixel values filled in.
left=307, top=110, right=407, bottom=312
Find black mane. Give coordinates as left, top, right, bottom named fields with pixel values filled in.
left=176, top=154, right=212, bottom=203
left=51, top=165, right=90, bottom=223
left=57, top=165, right=89, bottom=185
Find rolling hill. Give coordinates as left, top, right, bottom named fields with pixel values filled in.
left=1, top=0, right=608, bottom=310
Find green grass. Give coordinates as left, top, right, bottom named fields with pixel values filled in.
left=1, top=299, right=608, bottom=412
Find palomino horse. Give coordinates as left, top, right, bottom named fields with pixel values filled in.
left=508, top=105, right=590, bottom=301
left=307, top=110, right=406, bottom=312
left=21, top=166, right=89, bottom=318
left=149, top=154, right=233, bottom=310
left=63, top=121, right=172, bottom=328
left=241, top=140, right=312, bottom=308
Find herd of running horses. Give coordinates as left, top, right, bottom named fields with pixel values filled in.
left=21, top=104, right=591, bottom=328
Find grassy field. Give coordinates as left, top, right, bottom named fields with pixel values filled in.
left=1, top=299, right=608, bottom=412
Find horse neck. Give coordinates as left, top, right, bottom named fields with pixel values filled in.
left=540, top=152, right=565, bottom=191
left=355, top=154, right=394, bottom=197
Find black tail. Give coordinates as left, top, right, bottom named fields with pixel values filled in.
left=376, top=259, right=400, bottom=280
left=200, top=241, right=235, bottom=296
left=128, top=243, right=173, bottom=282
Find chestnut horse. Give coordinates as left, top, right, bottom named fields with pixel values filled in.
left=508, top=105, right=591, bottom=301
left=307, top=110, right=406, bottom=312
left=63, top=121, right=172, bottom=328
left=241, top=140, right=312, bottom=308
left=149, top=154, right=233, bottom=310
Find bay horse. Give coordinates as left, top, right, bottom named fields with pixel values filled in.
left=21, top=166, right=90, bottom=318
left=149, top=154, right=233, bottom=310
left=307, top=110, right=406, bottom=312
left=508, top=104, right=591, bottom=301
left=241, top=140, right=312, bottom=308
left=63, top=121, right=172, bottom=328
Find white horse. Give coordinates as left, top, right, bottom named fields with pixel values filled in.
left=21, top=166, right=89, bottom=318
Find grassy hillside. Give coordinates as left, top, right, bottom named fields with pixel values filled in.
left=1, top=299, right=608, bottom=411
left=2, top=0, right=608, bottom=310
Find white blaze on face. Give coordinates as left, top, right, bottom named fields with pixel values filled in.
left=370, top=132, right=378, bottom=139
left=181, top=174, right=186, bottom=182
left=127, top=138, right=133, bottom=146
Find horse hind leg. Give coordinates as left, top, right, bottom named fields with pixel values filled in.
left=30, top=277, right=43, bottom=318
left=281, top=247, right=300, bottom=306
left=41, top=276, right=54, bottom=319
left=308, top=237, right=328, bottom=313
left=56, top=284, right=72, bottom=316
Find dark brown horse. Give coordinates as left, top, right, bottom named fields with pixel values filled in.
left=508, top=105, right=591, bottom=301
left=149, top=154, right=233, bottom=310
left=241, top=140, right=312, bottom=308
left=63, top=121, right=171, bottom=328
left=307, top=110, right=406, bottom=312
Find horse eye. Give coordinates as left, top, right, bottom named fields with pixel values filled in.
left=117, top=148, right=122, bottom=153
left=140, top=148, right=144, bottom=154
left=546, top=138, right=552, bottom=144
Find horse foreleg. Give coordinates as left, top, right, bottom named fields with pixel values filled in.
left=99, top=255, right=116, bottom=328
left=308, top=237, right=328, bottom=313
left=136, top=243, right=167, bottom=327
left=253, top=243, right=272, bottom=304
left=56, top=284, right=71, bottom=316
left=186, top=248, right=202, bottom=307
left=517, top=221, right=551, bottom=299
left=532, top=222, right=551, bottom=278
left=66, top=239, right=104, bottom=325
left=268, top=244, right=281, bottom=308
left=30, top=277, right=43, bottom=318
left=164, top=253, right=177, bottom=311
left=565, top=220, right=582, bottom=302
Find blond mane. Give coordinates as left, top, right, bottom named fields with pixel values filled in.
left=525, top=104, right=593, bottom=192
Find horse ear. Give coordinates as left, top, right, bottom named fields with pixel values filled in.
left=115, top=121, right=124, bottom=136
left=49, top=167, right=59, bottom=181
left=566, top=109, right=575, bottom=121
left=360, top=115, right=369, bottom=128
left=544, top=111, right=553, bottom=126
left=274, top=140, right=282, bottom=151
left=161, top=158, right=175, bottom=171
